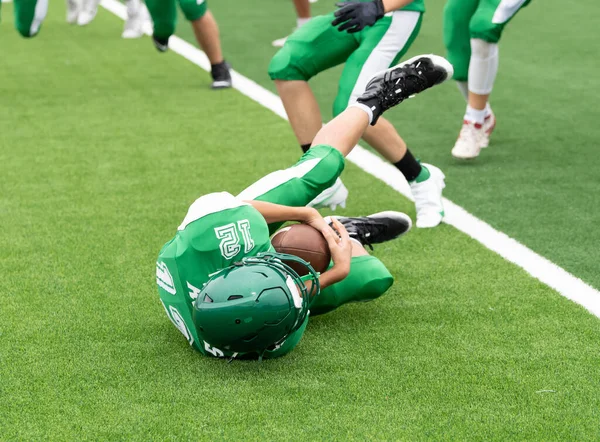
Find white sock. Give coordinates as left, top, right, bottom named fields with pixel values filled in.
left=484, top=102, right=492, bottom=118
left=468, top=39, right=499, bottom=95
left=297, top=17, right=310, bottom=28
left=349, top=103, right=374, bottom=125
left=464, top=105, right=486, bottom=125
left=456, top=81, right=469, bottom=101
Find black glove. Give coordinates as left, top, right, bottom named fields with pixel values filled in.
left=331, top=0, right=385, bottom=34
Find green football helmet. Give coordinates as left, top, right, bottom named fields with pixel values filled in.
left=193, top=252, right=320, bottom=355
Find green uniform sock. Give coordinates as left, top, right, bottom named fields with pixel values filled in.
left=414, top=164, right=430, bottom=183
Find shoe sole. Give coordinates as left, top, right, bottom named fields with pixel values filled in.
left=211, top=81, right=233, bottom=89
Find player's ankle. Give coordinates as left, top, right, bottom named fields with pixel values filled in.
left=393, top=149, right=423, bottom=182
left=465, top=105, right=486, bottom=125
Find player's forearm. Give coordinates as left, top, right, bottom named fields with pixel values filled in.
left=382, top=0, right=413, bottom=13
left=317, top=264, right=350, bottom=289
left=245, top=200, right=317, bottom=225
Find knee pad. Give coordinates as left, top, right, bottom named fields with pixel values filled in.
left=302, top=145, right=345, bottom=189
left=179, top=0, right=207, bottom=22
left=268, top=46, right=310, bottom=82
left=470, top=38, right=498, bottom=59
left=468, top=38, right=498, bottom=94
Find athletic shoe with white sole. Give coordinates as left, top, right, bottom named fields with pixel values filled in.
left=77, top=0, right=99, bottom=25
left=121, top=1, right=147, bottom=39
left=211, top=61, right=232, bottom=89
left=272, top=34, right=291, bottom=48
left=356, top=54, right=453, bottom=125
left=451, top=120, right=486, bottom=159
left=481, top=110, right=496, bottom=148
left=66, top=0, right=80, bottom=24
left=336, top=211, right=412, bottom=249
left=410, top=163, right=445, bottom=228
left=308, top=178, right=348, bottom=211
left=152, top=35, right=169, bottom=52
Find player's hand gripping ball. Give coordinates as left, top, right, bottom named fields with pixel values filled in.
left=271, top=224, right=331, bottom=275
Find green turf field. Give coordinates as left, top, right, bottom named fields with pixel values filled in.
left=2, top=1, right=600, bottom=440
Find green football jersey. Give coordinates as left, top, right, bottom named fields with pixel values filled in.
left=156, top=192, right=274, bottom=357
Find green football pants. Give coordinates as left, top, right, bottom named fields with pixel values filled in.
left=237, top=145, right=394, bottom=316
left=269, top=10, right=422, bottom=117
left=444, top=0, right=531, bottom=81
left=1, top=0, right=48, bottom=37
left=145, top=0, right=208, bottom=40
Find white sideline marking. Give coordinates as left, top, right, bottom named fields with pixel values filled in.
left=100, top=0, right=600, bottom=318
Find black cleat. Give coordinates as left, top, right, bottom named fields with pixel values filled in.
left=336, top=211, right=412, bottom=249
left=211, top=61, right=232, bottom=89
left=152, top=35, right=169, bottom=52
left=357, top=54, right=453, bottom=125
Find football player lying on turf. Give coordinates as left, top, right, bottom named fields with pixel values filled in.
left=156, top=54, right=453, bottom=360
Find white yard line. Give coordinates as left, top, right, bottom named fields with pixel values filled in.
left=101, top=0, right=600, bottom=318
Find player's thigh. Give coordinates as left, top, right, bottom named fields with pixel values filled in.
left=13, top=0, right=47, bottom=38
left=178, top=0, right=207, bottom=22
left=310, top=255, right=394, bottom=316
left=269, top=13, right=357, bottom=81
left=470, top=0, right=530, bottom=43
left=333, top=11, right=422, bottom=117
left=146, top=0, right=178, bottom=38
left=237, top=145, right=345, bottom=207
left=443, top=0, right=479, bottom=81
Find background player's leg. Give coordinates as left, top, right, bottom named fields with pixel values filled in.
left=269, top=14, right=357, bottom=151
left=13, top=0, right=47, bottom=37
left=146, top=0, right=177, bottom=44
left=178, top=1, right=231, bottom=88
left=451, top=0, right=531, bottom=159
left=190, top=10, right=223, bottom=65
left=272, top=0, right=312, bottom=48
left=275, top=81, right=323, bottom=148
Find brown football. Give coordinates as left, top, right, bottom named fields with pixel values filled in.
left=271, top=224, right=331, bottom=275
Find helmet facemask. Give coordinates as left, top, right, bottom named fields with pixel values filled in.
left=193, top=252, right=320, bottom=357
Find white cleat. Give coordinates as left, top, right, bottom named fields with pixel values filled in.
left=272, top=34, right=291, bottom=48
left=66, top=0, right=80, bottom=24
left=121, top=3, right=147, bottom=38
left=451, top=120, right=486, bottom=159
left=481, top=110, right=496, bottom=148
left=410, top=163, right=445, bottom=228
left=77, top=0, right=99, bottom=26
left=308, top=178, right=348, bottom=211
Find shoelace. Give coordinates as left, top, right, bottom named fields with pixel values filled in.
left=380, top=67, right=428, bottom=109
left=340, top=218, right=388, bottom=251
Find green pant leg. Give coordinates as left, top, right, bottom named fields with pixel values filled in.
left=310, top=255, right=394, bottom=316
left=146, top=0, right=178, bottom=40
left=237, top=145, right=345, bottom=233
left=13, top=0, right=47, bottom=38
left=333, top=11, right=422, bottom=116
left=178, top=0, right=207, bottom=22
left=470, top=0, right=531, bottom=43
left=443, top=0, right=479, bottom=82
left=269, top=13, right=357, bottom=81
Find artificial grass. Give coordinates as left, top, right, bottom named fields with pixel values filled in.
left=1, top=3, right=600, bottom=440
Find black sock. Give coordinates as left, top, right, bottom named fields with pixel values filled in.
left=301, top=143, right=311, bottom=153
left=393, top=149, right=422, bottom=182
